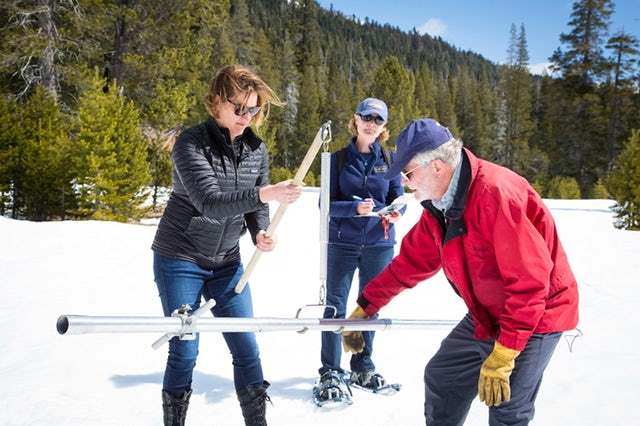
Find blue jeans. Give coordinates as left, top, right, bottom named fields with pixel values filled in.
left=424, top=314, right=561, bottom=426
left=153, top=252, right=263, bottom=395
left=320, top=244, right=394, bottom=375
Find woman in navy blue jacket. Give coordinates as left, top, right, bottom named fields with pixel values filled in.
left=315, top=98, right=405, bottom=404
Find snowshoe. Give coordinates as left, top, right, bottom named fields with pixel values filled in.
left=312, top=370, right=353, bottom=407
left=349, top=370, right=401, bottom=395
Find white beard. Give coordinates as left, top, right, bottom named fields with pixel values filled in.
left=411, top=189, right=428, bottom=203
left=412, top=184, right=439, bottom=203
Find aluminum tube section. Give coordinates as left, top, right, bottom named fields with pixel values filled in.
left=57, top=315, right=183, bottom=335
left=58, top=315, right=458, bottom=335
left=319, top=152, right=331, bottom=284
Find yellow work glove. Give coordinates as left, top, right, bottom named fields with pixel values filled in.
left=478, top=341, right=521, bottom=407
left=341, top=306, right=368, bottom=353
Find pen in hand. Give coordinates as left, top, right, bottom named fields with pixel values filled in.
left=354, top=195, right=374, bottom=215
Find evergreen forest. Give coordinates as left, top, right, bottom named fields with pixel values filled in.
left=1, top=0, right=639, bottom=228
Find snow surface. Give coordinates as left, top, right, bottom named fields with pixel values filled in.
left=1, top=194, right=639, bottom=425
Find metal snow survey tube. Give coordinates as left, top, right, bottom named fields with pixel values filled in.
left=57, top=315, right=458, bottom=335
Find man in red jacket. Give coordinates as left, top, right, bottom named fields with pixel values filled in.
left=342, top=118, right=579, bottom=425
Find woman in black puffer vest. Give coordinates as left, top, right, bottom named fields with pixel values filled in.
left=152, top=65, right=301, bottom=426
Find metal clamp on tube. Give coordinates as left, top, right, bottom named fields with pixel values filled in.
left=172, top=304, right=197, bottom=341
left=150, top=304, right=199, bottom=350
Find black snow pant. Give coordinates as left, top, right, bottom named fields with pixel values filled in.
left=424, top=314, right=561, bottom=426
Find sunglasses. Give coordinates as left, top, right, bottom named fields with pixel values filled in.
left=358, top=114, right=385, bottom=126
left=228, top=100, right=261, bottom=117
left=401, top=164, right=423, bottom=181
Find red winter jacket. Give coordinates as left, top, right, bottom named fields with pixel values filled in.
left=358, top=149, right=579, bottom=351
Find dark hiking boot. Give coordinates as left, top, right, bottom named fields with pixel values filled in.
left=237, top=380, right=271, bottom=426
left=162, top=389, right=191, bottom=426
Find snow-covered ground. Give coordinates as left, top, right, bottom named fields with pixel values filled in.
left=1, top=194, right=638, bottom=425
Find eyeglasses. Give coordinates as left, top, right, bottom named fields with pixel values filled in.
left=228, top=100, right=261, bottom=117
left=358, top=114, right=385, bottom=126
left=401, top=164, right=423, bottom=181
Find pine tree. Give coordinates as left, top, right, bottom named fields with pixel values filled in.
left=276, top=30, right=299, bottom=169
left=547, top=176, right=582, bottom=199
left=0, top=0, right=82, bottom=101
left=434, top=76, right=459, bottom=136
left=215, top=22, right=238, bottom=72
left=462, top=73, right=492, bottom=158
left=78, top=0, right=231, bottom=122
left=369, top=56, right=415, bottom=142
left=494, top=23, right=533, bottom=177
left=564, top=91, right=608, bottom=192
left=608, top=130, right=640, bottom=230
left=532, top=79, right=574, bottom=188
left=144, top=79, right=186, bottom=209
left=321, top=58, right=356, bottom=151
left=517, top=24, right=530, bottom=66
left=604, top=30, right=639, bottom=169
left=252, top=28, right=283, bottom=165
left=530, top=74, right=556, bottom=187
left=253, top=29, right=281, bottom=91
left=296, top=0, right=322, bottom=69
left=413, top=64, right=437, bottom=119
left=14, top=86, right=75, bottom=220
left=453, top=68, right=473, bottom=145
left=231, top=0, right=257, bottom=65
left=588, top=178, right=609, bottom=199
left=295, top=65, right=321, bottom=162
left=550, top=0, right=614, bottom=87
left=79, top=0, right=147, bottom=90
left=474, top=70, right=498, bottom=158
left=73, top=77, right=150, bottom=221
left=0, top=87, right=75, bottom=219
left=293, top=0, right=322, bottom=167
left=507, top=22, right=519, bottom=65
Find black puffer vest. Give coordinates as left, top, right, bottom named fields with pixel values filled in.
left=152, top=117, right=270, bottom=269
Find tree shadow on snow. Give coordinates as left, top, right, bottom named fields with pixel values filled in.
left=110, top=371, right=165, bottom=388
left=110, top=373, right=323, bottom=405
left=192, top=372, right=235, bottom=403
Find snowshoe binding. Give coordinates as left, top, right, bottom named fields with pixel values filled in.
left=312, top=369, right=353, bottom=407
left=349, top=370, right=401, bottom=395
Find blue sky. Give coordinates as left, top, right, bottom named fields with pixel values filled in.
left=316, top=0, right=640, bottom=73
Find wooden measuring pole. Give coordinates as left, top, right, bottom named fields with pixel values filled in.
left=233, top=121, right=331, bottom=294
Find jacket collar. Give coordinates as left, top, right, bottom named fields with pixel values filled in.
left=204, top=117, right=262, bottom=152
left=445, top=148, right=477, bottom=221
left=347, top=137, right=382, bottom=158
left=432, top=154, right=463, bottom=213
